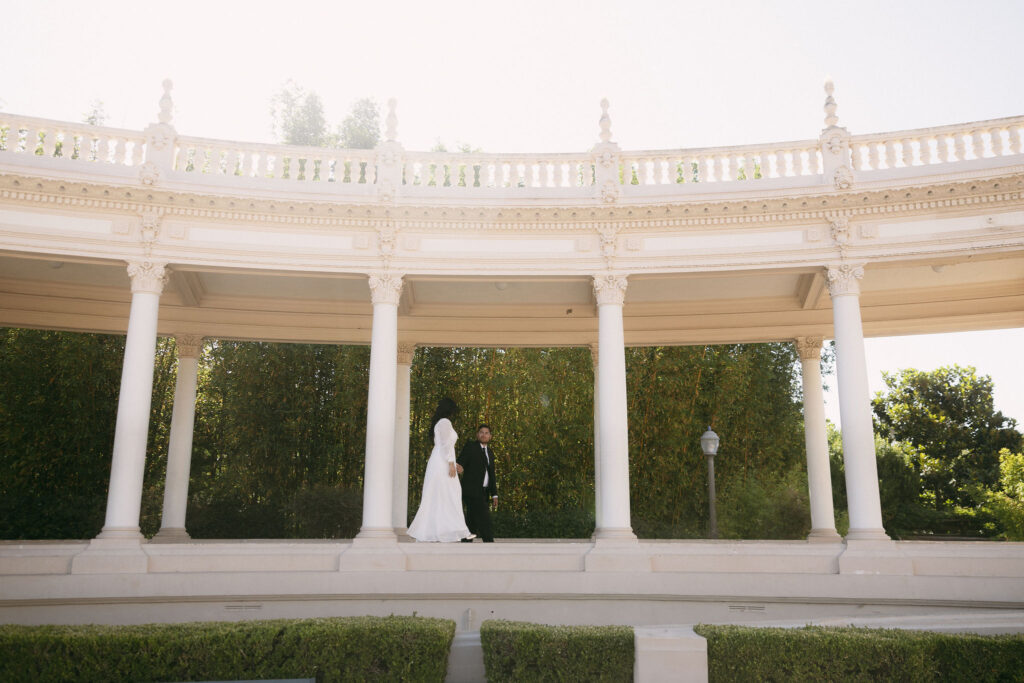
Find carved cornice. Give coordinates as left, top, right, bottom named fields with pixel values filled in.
left=174, top=333, right=205, bottom=358
left=794, top=336, right=824, bottom=361
left=126, top=260, right=168, bottom=294
left=593, top=273, right=628, bottom=305
left=826, top=263, right=865, bottom=297
left=368, top=272, right=403, bottom=305
left=1, top=170, right=1022, bottom=235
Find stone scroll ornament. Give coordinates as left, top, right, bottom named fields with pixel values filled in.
left=174, top=334, right=205, bottom=358
left=592, top=273, right=628, bottom=305
left=127, top=260, right=168, bottom=294
left=825, top=263, right=864, bottom=297
left=794, top=336, right=824, bottom=361
left=368, top=272, right=403, bottom=305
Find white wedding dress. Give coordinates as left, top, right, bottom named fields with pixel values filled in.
left=407, top=418, right=472, bottom=542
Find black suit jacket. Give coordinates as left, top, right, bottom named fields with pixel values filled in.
left=458, top=440, right=498, bottom=499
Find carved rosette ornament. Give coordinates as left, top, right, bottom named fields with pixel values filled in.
left=833, top=166, right=853, bottom=190
left=601, top=180, right=620, bottom=204
left=138, top=162, right=160, bottom=186
left=127, top=260, right=168, bottom=294
left=826, top=263, right=864, bottom=297
left=377, top=225, right=397, bottom=263
left=174, top=334, right=205, bottom=358
left=397, top=341, right=416, bottom=365
left=368, top=273, right=403, bottom=305
left=592, top=273, right=628, bottom=305
left=597, top=224, right=618, bottom=261
left=794, top=336, right=824, bottom=361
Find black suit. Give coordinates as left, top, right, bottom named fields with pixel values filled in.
left=458, top=440, right=498, bottom=542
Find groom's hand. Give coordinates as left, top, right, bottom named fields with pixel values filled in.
left=491, top=496, right=498, bottom=510
left=456, top=464, right=464, bottom=474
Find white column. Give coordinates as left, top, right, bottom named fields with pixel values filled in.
left=153, top=334, right=204, bottom=542
left=592, top=274, right=635, bottom=540
left=590, top=343, right=603, bottom=532
left=827, top=264, right=888, bottom=541
left=97, top=260, right=167, bottom=540
left=795, top=336, right=841, bottom=541
left=357, top=273, right=403, bottom=541
left=392, top=342, right=415, bottom=535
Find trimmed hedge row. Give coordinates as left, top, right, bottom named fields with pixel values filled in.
left=0, top=616, right=455, bottom=683
left=480, top=620, right=633, bottom=682
left=695, top=624, right=1024, bottom=682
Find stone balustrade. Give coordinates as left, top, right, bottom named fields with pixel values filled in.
left=2, top=103, right=1023, bottom=200
left=848, top=117, right=1024, bottom=171
left=0, top=113, right=146, bottom=168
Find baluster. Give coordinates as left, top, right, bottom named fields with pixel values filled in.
left=1012, top=125, right=1024, bottom=155
left=990, top=128, right=1006, bottom=157
left=255, top=150, right=268, bottom=178
left=971, top=130, right=984, bottom=158
left=881, top=140, right=895, bottom=169
left=917, top=137, right=932, bottom=165
left=900, top=138, right=913, bottom=167
left=7, top=124, right=24, bottom=152
left=130, top=139, right=143, bottom=166
left=953, top=133, right=966, bottom=161
left=866, top=143, right=879, bottom=170
left=40, top=128, right=57, bottom=157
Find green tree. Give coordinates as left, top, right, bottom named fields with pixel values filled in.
left=336, top=98, right=380, bottom=149
left=83, top=99, right=107, bottom=127
left=270, top=81, right=329, bottom=147
left=872, top=366, right=1022, bottom=509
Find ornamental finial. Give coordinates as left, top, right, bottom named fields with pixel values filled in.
left=158, top=79, right=174, bottom=125
left=599, top=98, right=612, bottom=143
left=823, top=78, right=838, bottom=128
left=386, top=98, right=398, bottom=142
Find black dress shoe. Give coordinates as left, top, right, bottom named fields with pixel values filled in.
left=461, top=538, right=474, bottom=543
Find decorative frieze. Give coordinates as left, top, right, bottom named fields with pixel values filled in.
left=140, top=209, right=161, bottom=255
left=126, top=260, right=168, bottom=294
left=174, top=334, right=205, bottom=358
left=593, top=273, right=628, bottom=305
left=826, top=263, right=865, bottom=297
left=368, top=272, right=403, bottom=305
left=794, top=336, right=824, bottom=361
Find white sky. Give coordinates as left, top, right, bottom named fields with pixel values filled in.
left=2, top=0, right=1023, bottom=426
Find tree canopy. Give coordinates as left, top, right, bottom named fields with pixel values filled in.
left=872, top=365, right=1022, bottom=508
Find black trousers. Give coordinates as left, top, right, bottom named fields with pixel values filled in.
left=463, top=491, right=494, bottom=542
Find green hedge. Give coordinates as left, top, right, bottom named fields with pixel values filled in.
left=0, top=616, right=455, bottom=682
left=695, top=624, right=1024, bottom=682
left=480, top=620, right=633, bottom=682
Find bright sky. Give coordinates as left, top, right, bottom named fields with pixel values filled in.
left=2, top=0, right=1023, bottom=426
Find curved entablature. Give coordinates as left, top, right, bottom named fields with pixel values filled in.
left=0, top=81, right=1023, bottom=348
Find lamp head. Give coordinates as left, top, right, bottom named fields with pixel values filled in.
left=700, top=427, right=720, bottom=456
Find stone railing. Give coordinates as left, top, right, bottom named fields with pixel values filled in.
left=2, top=81, right=1023, bottom=201
left=848, top=118, right=1024, bottom=171
left=0, top=113, right=147, bottom=168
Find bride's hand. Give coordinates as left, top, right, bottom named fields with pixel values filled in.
left=448, top=462, right=457, bottom=478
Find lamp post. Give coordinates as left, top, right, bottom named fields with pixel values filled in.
left=700, top=427, right=720, bottom=539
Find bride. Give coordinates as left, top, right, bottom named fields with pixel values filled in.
left=407, top=398, right=475, bottom=542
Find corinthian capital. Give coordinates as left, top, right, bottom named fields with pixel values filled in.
left=794, top=336, right=824, bottom=361
left=397, top=342, right=416, bottom=365
left=826, top=263, right=864, bottom=297
left=126, top=260, right=168, bottom=294
left=592, top=273, right=628, bottom=305
left=174, top=334, right=205, bottom=358
left=368, top=272, right=403, bottom=305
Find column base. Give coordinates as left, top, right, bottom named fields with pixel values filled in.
left=585, top=534, right=650, bottom=572
left=591, top=526, right=638, bottom=542
left=845, top=527, right=891, bottom=542
left=807, top=527, right=843, bottom=543
left=70, top=537, right=148, bottom=574
left=150, top=527, right=192, bottom=543
left=95, top=525, right=145, bottom=541
left=341, top=534, right=406, bottom=572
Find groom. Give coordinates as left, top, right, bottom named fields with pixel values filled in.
left=457, top=424, right=498, bottom=543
